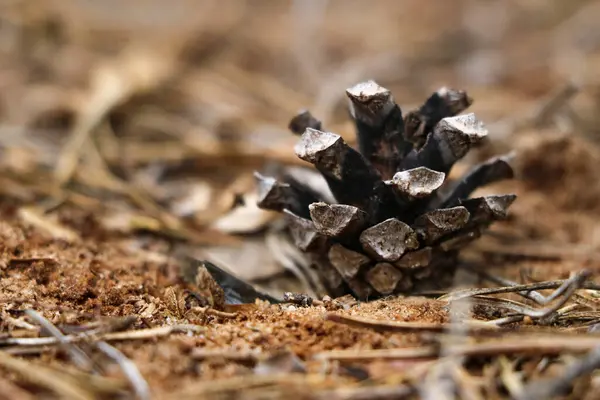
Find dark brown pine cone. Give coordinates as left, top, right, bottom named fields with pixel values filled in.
left=256, top=81, right=516, bottom=300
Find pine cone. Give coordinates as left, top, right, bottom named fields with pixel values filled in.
left=256, top=81, right=516, bottom=300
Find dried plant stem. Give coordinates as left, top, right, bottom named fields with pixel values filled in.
left=95, top=341, right=151, bottom=400
left=24, top=310, right=95, bottom=372
left=441, top=270, right=592, bottom=303
left=0, top=352, right=93, bottom=400
left=316, top=335, right=600, bottom=362
left=325, top=313, right=501, bottom=334
left=200, top=308, right=238, bottom=319
left=518, top=346, right=600, bottom=400
left=0, top=324, right=204, bottom=348
left=166, top=374, right=319, bottom=400
left=314, top=384, right=414, bottom=400
left=0, top=375, right=35, bottom=400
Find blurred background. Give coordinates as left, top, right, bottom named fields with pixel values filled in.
left=1, top=0, right=600, bottom=293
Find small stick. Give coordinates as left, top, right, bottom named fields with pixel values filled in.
left=314, top=384, right=414, bottom=400
left=460, top=264, right=552, bottom=304
left=0, top=352, right=93, bottom=400
left=316, top=336, right=600, bottom=361
left=518, top=345, right=600, bottom=400
left=523, top=271, right=590, bottom=319
left=486, top=315, right=525, bottom=326
left=531, top=81, right=579, bottom=128
left=191, top=348, right=259, bottom=363
left=314, top=346, right=438, bottom=361
left=101, top=324, right=203, bottom=341
left=0, top=324, right=204, bottom=347
left=0, top=375, right=35, bottom=400
left=95, top=341, right=151, bottom=400
left=24, top=310, right=94, bottom=372
left=325, top=313, right=501, bottom=334
left=204, top=308, right=238, bottom=319
left=461, top=296, right=540, bottom=318
left=446, top=270, right=592, bottom=305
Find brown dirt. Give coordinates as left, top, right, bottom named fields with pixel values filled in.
left=3, top=1, right=600, bottom=399
left=0, top=201, right=451, bottom=397
left=1, top=182, right=599, bottom=398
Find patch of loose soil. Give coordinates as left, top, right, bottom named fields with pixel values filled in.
left=0, top=202, right=454, bottom=397
left=2, top=174, right=599, bottom=399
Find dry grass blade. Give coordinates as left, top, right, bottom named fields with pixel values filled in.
left=95, top=341, right=151, bottom=400
left=0, top=352, right=93, bottom=400
left=3, top=1, right=600, bottom=398
left=313, top=384, right=414, bottom=400
left=0, top=324, right=204, bottom=348
left=0, top=375, right=35, bottom=400
left=54, top=47, right=175, bottom=185
left=24, top=310, right=94, bottom=371
left=450, top=269, right=594, bottom=325
left=325, top=313, right=501, bottom=334
left=17, top=207, right=79, bottom=242
left=314, top=346, right=438, bottom=362
left=316, top=335, right=600, bottom=361
left=165, top=374, right=319, bottom=400
left=519, top=346, right=600, bottom=400
left=441, top=270, right=592, bottom=303
left=530, top=81, right=580, bottom=128
left=498, top=356, right=523, bottom=398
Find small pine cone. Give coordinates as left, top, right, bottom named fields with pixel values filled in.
left=256, top=81, right=516, bottom=300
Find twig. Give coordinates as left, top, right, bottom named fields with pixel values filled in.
left=518, top=346, right=600, bottom=400
left=191, top=348, right=259, bottom=364
left=441, top=270, right=591, bottom=303
left=0, top=324, right=204, bottom=348
left=0, top=375, right=35, bottom=400
left=314, top=384, right=414, bottom=400
left=453, top=366, right=485, bottom=400
left=530, top=81, right=579, bottom=128
left=485, top=315, right=524, bottom=327
left=521, top=271, right=590, bottom=319
left=461, top=264, right=546, bottom=304
left=204, top=308, right=238, bottom=319
left=325, top=313, right=501, bottom=334
left=95, top=341, right=151, bottom=400
left=315, top=335, right=600, bottom=361
left=24, top=310, right=95, bottom=372
left=0, top=352, right=93, bottom=400
left=314, top=346, right=438, bottom=362
left=498, top=356, right=524, bottom=399
left=165, top=374, right=319, bottom=399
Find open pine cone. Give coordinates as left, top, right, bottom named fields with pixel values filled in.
left=256, top=81, right=516, bottom=300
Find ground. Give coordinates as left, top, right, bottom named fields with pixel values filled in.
left=2, top=1, right=600, bottom=399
